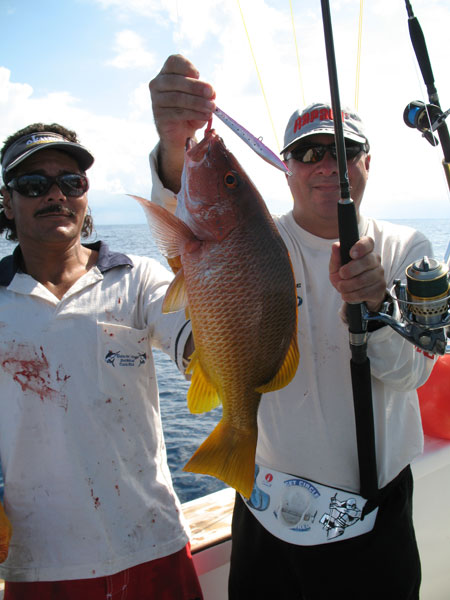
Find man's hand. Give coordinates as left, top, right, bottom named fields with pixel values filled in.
left=149, top=55, right=216, bottom=192
left=329, top=236, right=387, bottom=313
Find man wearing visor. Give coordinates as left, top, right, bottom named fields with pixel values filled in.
left=148, top=54, right=436, bottom=599
left=0, top=123, right=203, bottom=599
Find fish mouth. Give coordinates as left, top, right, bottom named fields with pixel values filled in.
left=186, top=129, right=221, bottom=164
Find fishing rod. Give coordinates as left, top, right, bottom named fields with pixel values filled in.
left=403, top=0, right=450, bottom=186
left=320, top=0, right=378, bottom=500
left=402, top=0, right=450, bottom=268
left=369, top=0, right=450, bottom=353
left=321, top=1, right=450, bottom=362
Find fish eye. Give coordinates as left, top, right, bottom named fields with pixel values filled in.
left=224, top=171, right=239, bottom=189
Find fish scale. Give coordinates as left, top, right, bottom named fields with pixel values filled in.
left=185, top=226, right=291, bottom=397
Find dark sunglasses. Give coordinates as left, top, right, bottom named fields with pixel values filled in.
left=6, top=173, right=89, bottom=198
left=284, top=142, right=367, bottom=164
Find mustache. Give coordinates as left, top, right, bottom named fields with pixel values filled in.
left=34, top=205, right=76, bottom=218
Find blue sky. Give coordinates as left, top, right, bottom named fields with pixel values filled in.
left=1, top=0, right=450, bottom=224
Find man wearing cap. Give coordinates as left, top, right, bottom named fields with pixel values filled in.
left=0, top=123, right=203, bottom=599
left=147, top=55, right=435, bottom=599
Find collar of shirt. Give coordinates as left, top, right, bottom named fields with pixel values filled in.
left=0, top=241, right=134, bottom=287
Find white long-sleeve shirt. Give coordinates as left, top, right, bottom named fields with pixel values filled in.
left=257, top=212, right=435, bottom=492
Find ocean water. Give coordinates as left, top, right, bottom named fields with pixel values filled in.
left=0, top=218, right=448, bottom=503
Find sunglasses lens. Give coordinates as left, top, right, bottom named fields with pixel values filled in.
left=289, top=143, right=363, bottom=164
left=8, top=174, right=88, bottom=197
left=301, top=147, right=326, bottom=163
left=290, top=146, right=326, bottom=163
left=12, top=174, right=49, bottom=196
left=59, top=174, right=89, bottom=196
left=345, top=145, right=363, bottom=159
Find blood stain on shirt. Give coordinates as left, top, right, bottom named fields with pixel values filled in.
left=0, top=342, right=69, bottom=409
left=90, top=488, right=101, bottom=509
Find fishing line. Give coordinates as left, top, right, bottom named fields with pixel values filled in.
left=354, top=0, right=364, bottom=110
left=289, top=0, right=306, bottom=107
left=236, top=0, right=282, bottom=151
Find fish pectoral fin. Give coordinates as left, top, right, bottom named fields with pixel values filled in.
left=256, top=333, right=299, bottom=393
left=130, top=195, right=199, bottom=259
left=183, top=420, right=257, bottom=499
left=162, top=268, right=188, bottom=313
left=0, top=502, right=12, bottom=563
left=186, top=351, right=220, bottom=413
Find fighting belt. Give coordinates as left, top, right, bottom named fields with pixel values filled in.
left=242, top=464, right=378, bottom=546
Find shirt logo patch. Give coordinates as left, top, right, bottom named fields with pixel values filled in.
left=105, top=350, right=147, bottom=367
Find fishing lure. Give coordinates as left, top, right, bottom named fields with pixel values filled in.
left=209, top=106, right=292, bottom=176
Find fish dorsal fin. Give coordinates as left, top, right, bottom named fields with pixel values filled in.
left=162, top=268, right=188, bottom=314
left=256, top=332, right=299, bottom=394
left=186, top=351, right=221, bottom=413
left=131, top=195, right=199, bottom=259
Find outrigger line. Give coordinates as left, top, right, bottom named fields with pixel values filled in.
left=320, top=0, right=378, bottom=502
left=354, top=0, right=364, bottom=110
left=217, top=2, right=365, bottom=181
left=289, top=0, right=306, bottom=107
left=236, top=0, right=281, bottom=152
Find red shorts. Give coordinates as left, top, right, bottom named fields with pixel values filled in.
left=4, top=543, right=203, bottom=600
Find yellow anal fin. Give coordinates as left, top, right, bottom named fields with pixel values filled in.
left=162, top=268, right=188, bottom=314
left=186, top=351, right=220, bottom=413
left=183, top=420, right=257, bottom=499
left=0, top=501, right=12, bottom=563
left=256, top=332, right=299, bottom=394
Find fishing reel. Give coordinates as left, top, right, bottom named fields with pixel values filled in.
left=364, top=256, right=450, bottom=355
left=403, top=101, right=450, bottom=146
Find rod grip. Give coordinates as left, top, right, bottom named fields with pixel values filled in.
left=338, top=202, right=367, bottom=346
left=337, top=201, right=359, bottom=265
left=408, top=17, right=436, bottom=92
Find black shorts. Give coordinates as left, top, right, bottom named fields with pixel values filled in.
left=229, top=466, right=420, bottom=600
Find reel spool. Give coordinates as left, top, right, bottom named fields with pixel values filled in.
left=405, top=257, right=449, bottom=326
left=366, top=256, right=450, bottom=355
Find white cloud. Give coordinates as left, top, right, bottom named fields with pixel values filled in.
left=0, top=67, right=158, bottom=223
left=0, top=67, right=32, bottom=107
left=107, top=30, right=156, bottom=70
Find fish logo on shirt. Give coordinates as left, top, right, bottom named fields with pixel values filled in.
left=104, top=351, right=147, bottom=367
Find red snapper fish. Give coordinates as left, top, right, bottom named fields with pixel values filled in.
left=135, top=129, right=299, bottom=498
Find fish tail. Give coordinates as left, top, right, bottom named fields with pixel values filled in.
left=183, top=420, right=257, bottom=499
